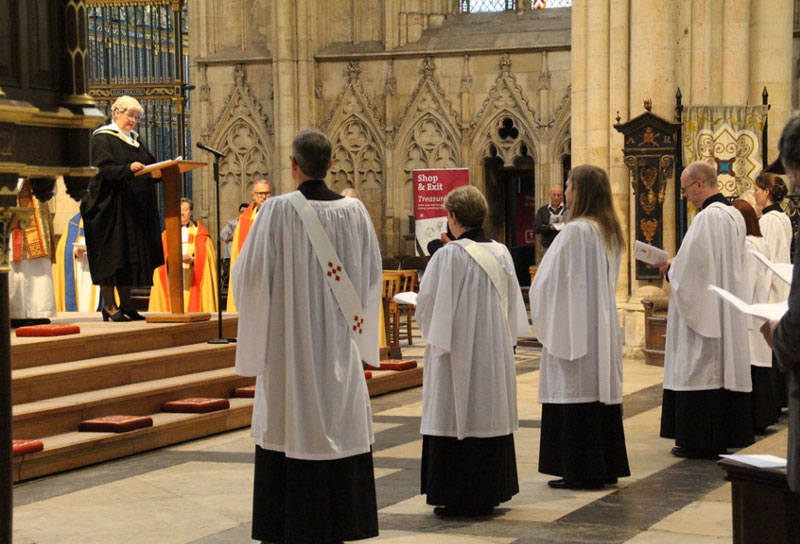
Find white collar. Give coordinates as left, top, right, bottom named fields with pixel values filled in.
left=93, top=122, right=140, bottom=148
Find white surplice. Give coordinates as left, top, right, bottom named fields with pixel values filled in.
left=9, top=256, right=57, bottom=319
left=759, top=210, right=792, bottom=302
left=416, top=239, right=528, bottom=440
left=663, top=202, right=751, bottom=392
left=233, top=195, right=382, bottom=460
left=743, top=235, right=773, bottom=368
left=530, top=219, right=623, bottom=405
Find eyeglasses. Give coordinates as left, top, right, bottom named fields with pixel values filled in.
left=680, top=180, right=700, bottom=196
left=253, top=191, right=271, bottom=197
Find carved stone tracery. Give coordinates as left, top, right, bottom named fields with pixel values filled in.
left=472, top=55, right=538, bottom=166
left=209, top=64, right=273, bottom=204
left=395, top=58, right=462, bottom=225
left=324, top=61, right=387, bottom=238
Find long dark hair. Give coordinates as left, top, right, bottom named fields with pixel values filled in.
left=567, top=165, right=625, bottom=251
left=732, top=200, right=762, bottom=237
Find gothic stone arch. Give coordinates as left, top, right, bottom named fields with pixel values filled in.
left=393, top=57, right=462, bottom=255
left=323, top=61, right=387, bottom=247
left=209, top=64, right=273, bottom=219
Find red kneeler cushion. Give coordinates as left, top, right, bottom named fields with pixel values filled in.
left=78, top=415, right=153, bottom=433
left=233, top=385, right=256, bottom=398
left=16, top=324, right=81, bottom=337
left=364, top=371, right=373, bottom=380
left=378, top=359, right=418, bottom=371
left=162, top=398, right=230, bottom=413
left=13, top=439, right=44, bottom=457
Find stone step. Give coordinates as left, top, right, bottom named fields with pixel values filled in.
left=12, top=398, right=254, bottom=482
left=12, top=367, right=254, bottom=439
left=12, top=342, right=237, bottom=405
left=11, top=315, right=239, bottom=370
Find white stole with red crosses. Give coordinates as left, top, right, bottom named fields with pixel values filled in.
left=287, top=191, right=369, bottom=357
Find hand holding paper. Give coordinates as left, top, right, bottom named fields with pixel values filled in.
left=634, top=241, right=670, bottom=266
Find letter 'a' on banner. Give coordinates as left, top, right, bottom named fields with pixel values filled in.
left=413, top=168, right=470, bottom=255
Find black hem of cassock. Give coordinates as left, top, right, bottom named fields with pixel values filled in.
left=660, top=388, right=755, bottom=452
left=751, top=366, right=780, bottom=431
left=252, top=446, right=378, bottom=544
left=773, top=352, right=788, bottom=410
left=421, top=434, right=519, bottom=509
left=538, top=402, right=631, bottom=482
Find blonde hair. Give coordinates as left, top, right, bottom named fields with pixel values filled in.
left=111, top=95, right=144, bottom=116
left=567, top=165, right=625, bottom=250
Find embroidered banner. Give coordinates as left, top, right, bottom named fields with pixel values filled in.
left=682, top=105, right=768, bottom=197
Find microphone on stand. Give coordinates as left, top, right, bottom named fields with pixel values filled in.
left=196, top=142, right=227, bottom=159
left=195, top=141, right=234, bottom=344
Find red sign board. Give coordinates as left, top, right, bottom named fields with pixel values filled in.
left=413, top=168, right=469, bottom=255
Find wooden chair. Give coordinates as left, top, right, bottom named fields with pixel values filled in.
left=382, top=271, right=402, bottom=348
left=642, top=297, right=668, bottom=366
left=396, top=270, right=418, bottom=344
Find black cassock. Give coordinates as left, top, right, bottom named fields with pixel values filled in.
left=80, top=130, right=163, bottom=286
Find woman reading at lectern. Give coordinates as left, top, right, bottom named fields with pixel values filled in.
left=80, top=95, right=163, bottom=322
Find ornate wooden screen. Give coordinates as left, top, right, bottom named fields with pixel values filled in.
left=86, top=0, right=190, bottom=196
left=615, top=104, right=680, bottom=280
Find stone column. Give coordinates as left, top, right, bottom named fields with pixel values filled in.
left=722, top=0, right=750, bottom=105
left=570, top=0, right=588, bottom=163
left=609, top=0, right=630, bottom=299
left=687, top=0, right=723, bottom=105
left=750, top=0, right=793, bottom=161
left=585, top=0, right=610, bottom=168
left=272, top=0, right=315, bottom=191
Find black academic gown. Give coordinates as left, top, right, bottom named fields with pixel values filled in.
left=251, top=179, right=379, bottom=544
left=773, top=236, right=800, bottom=492
left=80, top=130, right=163, bottom=286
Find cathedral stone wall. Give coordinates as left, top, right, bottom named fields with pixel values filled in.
left=188, top=0, right=795, bottom=359
left=188, top=2, right=572, bottom=256
left=572, top=0, right=794, bottom=359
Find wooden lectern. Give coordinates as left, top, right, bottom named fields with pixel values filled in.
left=136, top=159, right=210, bottom=323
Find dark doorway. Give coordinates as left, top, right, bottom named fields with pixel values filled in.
left=483, top=151, right=536, bottom=286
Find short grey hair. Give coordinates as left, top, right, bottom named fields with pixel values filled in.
left=443, top=185, right=488, bottom=229
left=684, top=160, right=718, bottom=189
left=292, top=129, right=332, bottom=180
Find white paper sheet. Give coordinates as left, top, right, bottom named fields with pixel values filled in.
left=633, top=240, right=669, bottom=266
left=719, top=453, right=787, bottom=468
left=748, top=249, right=793, bottom=285
left=708, top=285, right=788, bottom=321
left=393, top=291, right=418, bottom=306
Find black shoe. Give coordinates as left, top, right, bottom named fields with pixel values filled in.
left=119, top=306, right=145, bottom=321
left=10, top=318, right=51, bottom=328
left=433, top=505, right=493, bottom=517
left=670, top=446, right=721, bottom=459
left=102, top=308, right=131, bottom=322
left=605, top=477, right=619, bottom=485
left=548, top=478, right=605, bottom=490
